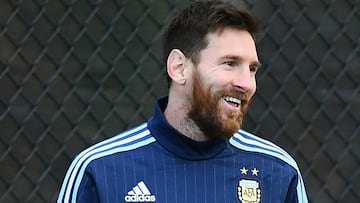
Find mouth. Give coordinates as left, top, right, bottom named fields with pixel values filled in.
left=222, top=96, right=242, bottom=108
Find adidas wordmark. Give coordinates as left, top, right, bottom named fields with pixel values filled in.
left=124, top=181, right=156, bottom=202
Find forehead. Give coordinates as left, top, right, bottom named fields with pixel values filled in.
left=200, top=28, right=259, bottom=61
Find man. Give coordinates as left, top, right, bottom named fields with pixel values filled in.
left=57, top=1, right=308, bottom=203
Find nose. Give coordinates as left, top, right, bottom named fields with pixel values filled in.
left=231, top=66, right=256, bottom=96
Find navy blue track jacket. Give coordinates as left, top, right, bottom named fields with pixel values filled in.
left=57, top=97, right=308, bottom=203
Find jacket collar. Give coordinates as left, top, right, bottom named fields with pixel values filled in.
left=147, top=97, right=228, bottom=160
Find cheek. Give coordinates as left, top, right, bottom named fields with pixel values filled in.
left=209, top=75, right=231, bottom=88
left=249, top=80, right=257, bottom=98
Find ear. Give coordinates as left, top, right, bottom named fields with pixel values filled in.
left=166, top=49, right=189, bottom=85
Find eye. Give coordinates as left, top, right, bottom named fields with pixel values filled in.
left=250, top=65, right=258, bottom=73
left=223, top=60, right=236, bottom=67
left=249, top=65, right=259, bottom=76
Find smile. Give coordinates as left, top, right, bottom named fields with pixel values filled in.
left=222, top=96, right=241, bottom=107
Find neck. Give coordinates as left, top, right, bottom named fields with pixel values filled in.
left=164, top=96, right=209, bottom=142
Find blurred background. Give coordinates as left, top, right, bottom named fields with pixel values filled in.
left=0, top=0, right=359, bottom=202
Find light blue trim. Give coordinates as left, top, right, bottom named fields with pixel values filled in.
left=71, top=136, right=156, bottom=202
left=230, top=129, right=308, bottom=203
left=57, top=123, right=155, bottom=203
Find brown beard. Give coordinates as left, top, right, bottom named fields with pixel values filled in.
left=187, top=70, right=250, bottom=140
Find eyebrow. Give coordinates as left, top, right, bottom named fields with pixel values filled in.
left=219, top=55, right=262, bottom=68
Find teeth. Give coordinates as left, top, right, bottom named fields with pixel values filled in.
left=223, top=96, right=241, bottom=105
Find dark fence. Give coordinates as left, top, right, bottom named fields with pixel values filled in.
left=0, top=0, right=359, bottom=202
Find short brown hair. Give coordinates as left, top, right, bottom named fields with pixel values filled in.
left=162, top=0, right=260, bottom=86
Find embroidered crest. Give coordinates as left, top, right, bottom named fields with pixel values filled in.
left=237, top=179, right=261, bottom=203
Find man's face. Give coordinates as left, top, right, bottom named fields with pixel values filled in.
left=187, top=28, right=260, bottom=139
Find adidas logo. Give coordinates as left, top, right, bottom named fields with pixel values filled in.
left=124, top=181, right=156, bottom=202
